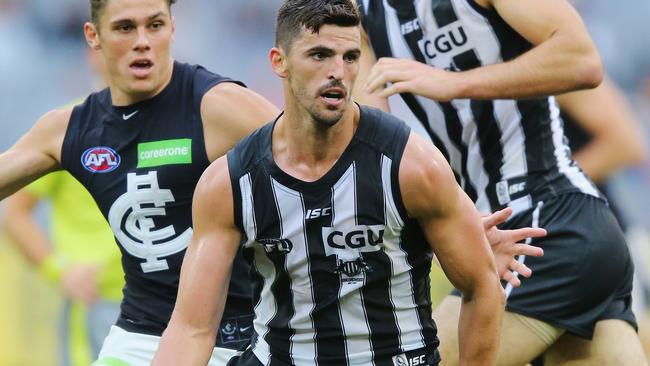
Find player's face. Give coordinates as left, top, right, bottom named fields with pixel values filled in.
left=285, top=24, right=361, bottom=127
left=90, top=0, right=175, bottom=104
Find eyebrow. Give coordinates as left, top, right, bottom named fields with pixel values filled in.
left=306, top=46, right=335, bottom=55
left=110, top=11, right=166, bottom=26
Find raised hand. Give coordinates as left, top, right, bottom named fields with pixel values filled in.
left=482, top=207, right=546, bottom=288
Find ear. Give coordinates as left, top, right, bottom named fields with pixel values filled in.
left=170, top=16, right=176, bottom=43
left=269, top=47, right=288, bottom=79
left=84, top=22, right=101, bottom=50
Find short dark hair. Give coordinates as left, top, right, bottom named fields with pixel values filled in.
left=275, top=0, right=360, bottom=52
left=90, top=0, right=177, bottom=26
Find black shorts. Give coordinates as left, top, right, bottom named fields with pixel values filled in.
left=454, top=193, right=637, bottom=339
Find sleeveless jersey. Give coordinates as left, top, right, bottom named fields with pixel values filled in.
left=359, top=0, right=601, bottom=214
left=61, top=61, right=253, bottom=344
left=227, top=106, right=438, bottom=365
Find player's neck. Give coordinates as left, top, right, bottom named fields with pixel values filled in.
left=272, top=103, right=359, bottom=182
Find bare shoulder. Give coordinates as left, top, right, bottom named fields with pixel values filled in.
left=399, top=132, right=459, bottom=218
left=201, top=82, right=279, bottom=125
left=37, top=106, right=73, bottom=132
left=193, top=155, right=234, bottom=222
left=22, top=106, right=73, bottom=163
left=200, top=82, right=279, bottom=162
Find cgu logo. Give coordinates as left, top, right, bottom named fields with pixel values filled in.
left=81, top=146, right=121, bottom=173
left=323, top=225, right=385, bottom=252
left=421, top=24, right=469, bottom=60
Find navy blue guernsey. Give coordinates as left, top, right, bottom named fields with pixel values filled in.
left=227, top=105, right=439, bottom=365
left=61, top=61, right=253, bottom=348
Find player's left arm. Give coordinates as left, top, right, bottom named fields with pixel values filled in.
left=366, top=0, right=602, bottom=101
left=153, top=156, right=240, bottom=366
left=400, top=132, right=505, bottom=365
left=201, top=82, right=280, bottom=161
left=556, top=77, right=647, bottom=183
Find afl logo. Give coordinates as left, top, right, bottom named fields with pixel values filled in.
left=81, top=146, right=121, bottom=173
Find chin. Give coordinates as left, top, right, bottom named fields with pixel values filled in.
left=128, top=81, right=159, bottom=96
left=313, top=111, right=344, bottom=127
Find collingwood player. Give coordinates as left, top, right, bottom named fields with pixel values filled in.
left=153, top=1, right=543, bottom=365
left=356, top=0, right=646, bottom=364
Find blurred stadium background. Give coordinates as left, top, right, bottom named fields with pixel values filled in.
left=0, top=0, right=649, bottom=364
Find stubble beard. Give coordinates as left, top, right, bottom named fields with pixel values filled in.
left=289, top=79, right=347, bottom=129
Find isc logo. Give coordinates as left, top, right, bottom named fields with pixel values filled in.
left=81, top=146, right=121, bottom=173
left=392, top=354, right=427, bottom=366
left=305, top=207, right=331, bottom=220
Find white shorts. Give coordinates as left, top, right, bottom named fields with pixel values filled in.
left=92, top=325, right=238, bottom=365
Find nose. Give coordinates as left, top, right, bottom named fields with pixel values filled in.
left=327, top=56, right=346, bottom=81
left=133, top=26, right=151, bottom=51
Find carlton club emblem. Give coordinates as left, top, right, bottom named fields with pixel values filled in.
left=81, top=146, right=121, bottom=173
left=108, top=171, right=192, bottom=273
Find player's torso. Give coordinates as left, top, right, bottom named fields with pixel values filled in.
left=361, top=0, right=599, bottom=213
left=230, top=107, right=438, bottom=365
left=61, top=62, right=238, bottom=334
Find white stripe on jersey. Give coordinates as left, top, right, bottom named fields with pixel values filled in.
left=270, top=178, right=318, bottom=364
left=455, top=98, right=491, bottom=211
left=330, top=163, right=375, bottom=365
left=239, top=174, right=275, bottom=365
left=493, top=100, right=528, bottom=180
left=381, top=155, right=426, bottom=352
left=240, top=173, right=257, bottom=244
left=505, top=201, right=543, bottom=298
left=548, top=98, right=599, bottom=197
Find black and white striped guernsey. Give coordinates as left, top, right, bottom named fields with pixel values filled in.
left=359, top=0, right=600, bottom=214
left=227, top=106, right=438, bottom=365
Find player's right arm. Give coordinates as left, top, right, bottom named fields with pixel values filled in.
left=153, top=156, right=240, bottom=366
left=0, top=108, right=69, bottom=199
left=400, top=132, right=505, bottom=366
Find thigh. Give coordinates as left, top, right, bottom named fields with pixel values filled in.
left=545, top=319, right=647, bottom=366
left=505, top=194, right=635, bottom=338
left=434, top=296, right=562, bottom=366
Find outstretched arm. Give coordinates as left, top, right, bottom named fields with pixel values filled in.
left=400, top=133, right=505, bottom=366
left=556, top=77, right=647, bottom=183
left=0, top=108, right=68, bottom=199
left=153, top=156, right=240, bottom=366
left=365, top=0, right=602, bottom=101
